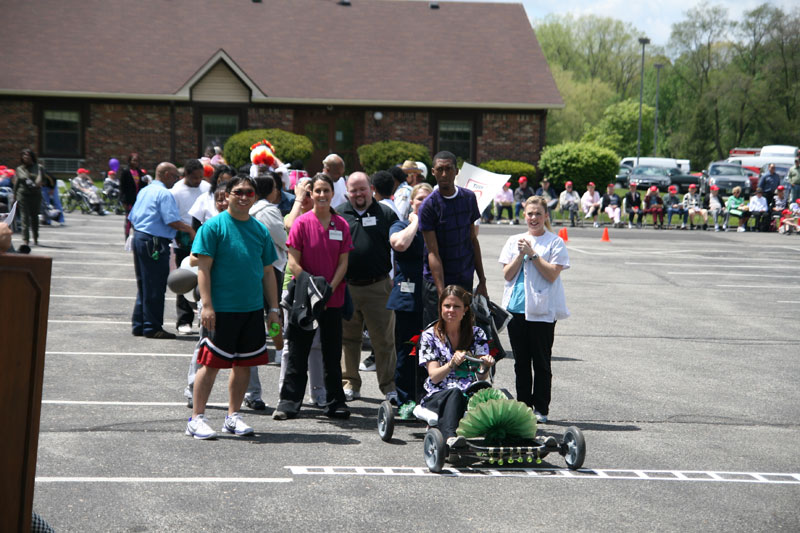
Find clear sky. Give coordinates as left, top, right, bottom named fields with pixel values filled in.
left=448, top=0, right=795, bottom=45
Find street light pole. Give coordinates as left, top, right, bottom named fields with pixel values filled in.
left=654, top=63, right=663, bottom=157
left=636, top=37, right=650, bottom=167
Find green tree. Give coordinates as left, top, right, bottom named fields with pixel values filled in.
left=581, top=100, right=654, bottom=158
left=546, top=65, right=616, bottom=144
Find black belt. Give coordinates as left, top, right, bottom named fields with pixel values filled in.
left=348, top=274, right=389, bottom=287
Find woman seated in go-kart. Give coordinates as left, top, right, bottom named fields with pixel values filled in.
left=418, top=285, right=496, bottom=449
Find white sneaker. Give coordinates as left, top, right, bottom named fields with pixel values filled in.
left=177, top=324, right=193, bottom=334
left=344, top=389, right=361, bottom=402
left=222, top=412, right=254, bottom=436
left=185, top=414, right=217, bottom=439
left=593, top=222, right=599, bottom=228
left=737, top=226, right=746, bottom=232
left=385, top=391, right=399, bottom=406
left=534, top=411, right=548, bottom=424
left=446, top=435, right=467, bottom=448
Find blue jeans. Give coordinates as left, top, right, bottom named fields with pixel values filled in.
left=40, top=186, right=64, bottom=223
left=666, top=207, right=687, bottom=226
left=131, top=230, right=171, bottom=335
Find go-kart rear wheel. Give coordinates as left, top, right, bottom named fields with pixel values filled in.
left=377, top=400, right=395, bottom=442
left=562, top=426, right=586, bottom=470
left=423, top=428, right=446, bottom=473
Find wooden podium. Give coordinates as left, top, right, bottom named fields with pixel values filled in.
left=0, top=254, right=51, bottom=533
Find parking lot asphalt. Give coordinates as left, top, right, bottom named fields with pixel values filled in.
left=25, top=214, right=800, bottom=532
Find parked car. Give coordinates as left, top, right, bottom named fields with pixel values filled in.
left=627, top=166, right=671, bottom=191
left=700, top=162, right=752, bottom=197
left=616, top=164, right=631, bottom=187
left=664, top=167, right=700, bottom=193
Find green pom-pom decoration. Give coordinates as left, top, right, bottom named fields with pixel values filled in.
left=467, top=388, right=507, bottom=411
left=456, top=399, right=538, bottom=444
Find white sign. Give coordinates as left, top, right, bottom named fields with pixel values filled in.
left=455, top=162, right=511, bottom=214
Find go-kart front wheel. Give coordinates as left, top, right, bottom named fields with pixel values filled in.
left=562, top=426, right=586, bottom=470
left=423, top=428, right=446, bottom=473
left=377, top=400, right=395, bottom=442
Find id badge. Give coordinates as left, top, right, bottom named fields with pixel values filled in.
left=400, top=281, right=415, bottom=293
left=362, top=216, right=377, bottom=227
left=329, top=229, right=343, bottom=241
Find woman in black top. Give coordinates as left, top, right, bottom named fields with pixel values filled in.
left=14, top=149, right=54, bottom=246
left=119, top=152, right=145, bottom=239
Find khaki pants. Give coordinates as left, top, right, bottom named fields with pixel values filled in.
left=341, top=278, right=396, bottom=394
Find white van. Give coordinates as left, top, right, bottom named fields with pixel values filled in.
left=728, top=155, right=795, bottom=169
left=760, top=145, right=798, bottom=159
left=620, top=156, right=678, bottom=169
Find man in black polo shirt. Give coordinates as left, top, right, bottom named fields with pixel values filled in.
left=336, top=171, right=400, bottom=404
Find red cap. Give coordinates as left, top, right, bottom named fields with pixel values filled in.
left=518, top=176, right=527, bottom=183
left=203, top=163, right=214, bottom=178
left=608, top=183, right=615, bottom=188
left=777, top=185, right=785, bottom=191
left=689, top=184, right=697, bottom=189
left=77, top=168, right=89, bottom=174
left=504, top=182, right=510, bottom=188
left=796, top=199, right=800, bottom=205
left=710, top=185, right=719, bottom=191
left=0, top=165, right=6, bottom=170
left=668, top=185, right=677, bottom=193
left=588, top=181, right=595, bottom=187
left=108, top=170, right=116, bottom=175
left=565, top=181, right=573, bottom=187
left=649, top=185, right=658, bottom=192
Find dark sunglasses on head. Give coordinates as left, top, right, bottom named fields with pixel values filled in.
left=230, top=189, right=255, bottom=197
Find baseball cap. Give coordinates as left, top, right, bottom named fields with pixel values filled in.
left=689, top=184, right=697, bottom=189
left=649, top=185, right=658, bottom=192
left=519, top=176, right=527, bottom=183
left=777, top=185, right=785, bottom=191
left=588, top=181, right=595, bottom=187
left=668, top=185, right=677, bottom=193
left=710, top=185, right=719, bottom=191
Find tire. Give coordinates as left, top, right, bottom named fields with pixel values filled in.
left=377, top=400, right=395, bottom=442
left=63, top=196, right=76, bottom=213
left=423, top=428, right=446, bottom=473
left=562, top=426, right=586, bottom=470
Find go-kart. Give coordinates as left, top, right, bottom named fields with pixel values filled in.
left=377, top=354, right=586, bottom=474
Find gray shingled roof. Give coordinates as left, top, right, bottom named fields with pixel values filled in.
left=1, top=0, right=562, bottom=109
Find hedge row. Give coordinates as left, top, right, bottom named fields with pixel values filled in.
left=224, top=129, right=314, bottom=170
left=538, top=142, right=617, bottom=191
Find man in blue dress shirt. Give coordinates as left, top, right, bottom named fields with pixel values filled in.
left=128, top=162, right=195, bottom=339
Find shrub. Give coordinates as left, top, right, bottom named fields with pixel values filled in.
left=478, top=160, right=537, bottom=188
left=538, top=142, right=618, bottom=190
left=224, top=129, right=314, bottom=170
left=357, top=141, right=431, bottom=175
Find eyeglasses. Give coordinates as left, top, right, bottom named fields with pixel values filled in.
left=230, top=189, right=255, bottom=197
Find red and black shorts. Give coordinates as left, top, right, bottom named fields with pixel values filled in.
left=197, top=309, right=269, bottom=369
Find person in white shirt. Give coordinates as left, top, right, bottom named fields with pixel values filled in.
left=323, top=154, right=348, bottom=207
left=748, top=187, right=769, bottom=232
left=498, top=195, right=569, bottom=423
left=557, top=181, right=581, bottom=227
left=580, top=182, right=602, bottom=227
left=494, top=182, right=514, bottom=223
left=683, top=184, right=708, bottom=230
left=171, top=159, right=211, bottom=333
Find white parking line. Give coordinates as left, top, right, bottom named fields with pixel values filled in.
left=48, top=319, right=131, bottom=324
left=716, top=284, right=800, bottom=289
left=53, top=276, right=135, bottom=281
left=666, top=272, right=791, bottom=278
left=51, top=295, right=175, bottom=301
left=36, top=476, right=291, bottom=483
left=627, top=262, right=798, bottom=269
left=37, top=239, right=121, bottom=245
left=286, top=466, right=800, bottom=484
left=52, top=261, right=131, bottom=266
left=46, top=352, right=187, bottom=357
left=36, top=250, right=131, bottom=256
left=42, top=400, right=220, bottom=406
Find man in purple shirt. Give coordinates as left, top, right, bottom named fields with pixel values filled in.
left=419, top=151, right=487, bottom=326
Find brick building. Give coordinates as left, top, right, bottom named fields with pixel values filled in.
left=0, top=0, right=562, bottom=176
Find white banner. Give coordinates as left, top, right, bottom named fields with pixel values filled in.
left=455, top=162, right=511, bottom=214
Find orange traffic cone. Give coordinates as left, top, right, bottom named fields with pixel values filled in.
left=559, top=227, right=569, bottom=242
left=601, top=227, right=610, bottom=242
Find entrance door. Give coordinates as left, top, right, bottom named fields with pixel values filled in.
left=295, top=108, right=362, bottom=175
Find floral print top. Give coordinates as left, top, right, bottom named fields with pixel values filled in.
left=418, top=325, right=489, bottom=402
